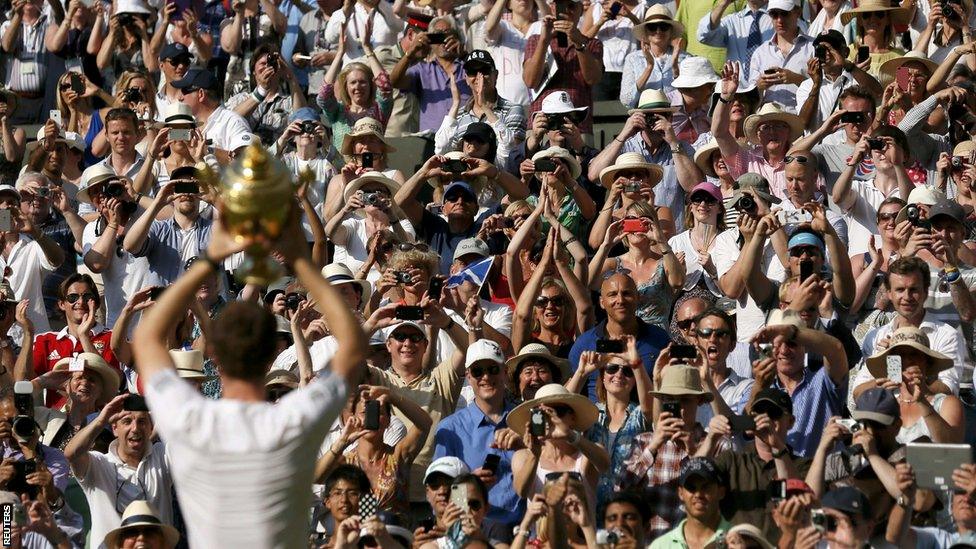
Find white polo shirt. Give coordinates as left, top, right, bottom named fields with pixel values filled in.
left=202, top=106, right=252, bottom=152
left=74, top=440, right=173, bottom=549
left=145, top=367, right=348, bottom=549
left=2, top=234, right=55, bottom=337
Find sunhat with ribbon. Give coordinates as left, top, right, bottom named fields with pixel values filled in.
left=633, top=5, right=684, bottom=40
left=598, top=152, right=664, bottom=187
left=865, top=326, right=953, bottom=378
left=743, top=102, right=804, bottom=145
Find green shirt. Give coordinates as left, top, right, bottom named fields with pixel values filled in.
left=676, top=0, right=747, bottom=72
left=649, top=517, right=733, bottom=549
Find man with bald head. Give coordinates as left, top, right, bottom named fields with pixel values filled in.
left=780, top=149, right=847, bottom=241
left=568, top=272, right=671, bottom=401
left=673, top=297, right=709, bottom=344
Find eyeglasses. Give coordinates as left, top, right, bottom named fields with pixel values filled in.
left=784, top=155, right=810, bottom=164
left=861, top=10, right=887, bottom=18
left=464, top=67, right=492, bottom=77
left=676, top=318, right=695, bottom=330
left=549, top=403, right=573, bottom=417
left=534, top=296, right=565, bottom=308
left=689, top=194, right=718, bottom=205
left=469, top=363, right=501, bottom=378
left=789, top=246, right=822, bottom=258
left=604, top=364, right=635, bottom=377
left=64, top=292, right=96, bottom=304
left=328, top=489, right=362, bottom=500
left=696, top=327, right=731, bottom=338
left=390, top=332, right=425, bottom=343
left=877, top=212, right=899, bottom=222
left=645, top=22, right=671, bottom=33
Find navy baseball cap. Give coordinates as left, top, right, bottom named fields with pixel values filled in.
left=851, top=388, right=899, bottom=425
left=289, top=107, right=320, bottom=123
left=822, top=486, right=872, bottom=519
left=160, top=42, right=191, bottom=61
left=171, top=68, right=217, bottom=92
left=461, top=122, right=495, bottom=145
left=444, top=181, right=476, bottom=201
left=678, top=457, right=724, bottom=488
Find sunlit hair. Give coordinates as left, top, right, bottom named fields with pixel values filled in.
left=532, top=278, right=577, bottom=338
left=336, top=62, right=376, bottom=107
left=388, top=249, right=440, bottom=277
left=114, top=69, right=159, bottom=121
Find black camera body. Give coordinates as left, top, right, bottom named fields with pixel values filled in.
left=123, top=87, right=142, bottom=103
left=300, top=120, right=318, bottom=135
left=546, top=113, right=567, bottom=131
left=906, top=204, right=931, bottom=230
left=814, top=44, right=829, bottom=63
left=103, top=183, right=126, bottom=199
left=953, top=156, right=965, bottom=169
left=736, top=194, right=756, bottom=212
left=394, top=271, right=413, bottom=284
left=363, top=192, right=381, bottom=206
left=12, top=381, right=34, bottom=443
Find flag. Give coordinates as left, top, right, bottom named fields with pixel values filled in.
left=446, top=256, right=494, bottom=290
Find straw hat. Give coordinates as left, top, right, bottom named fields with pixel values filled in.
left=648, top=365, right=713, bottom=402
left=953, top=140, right=976, bottom=157
left=265, top=369, right=300, bottom=389
left=77, top=164, right=120, bottom=204
left=633, top=5, right=684, bottom=40
left=628, top=89, right=678, bottom=115
left=342, top=172, right=401, bottom=202
left=531, top=147, right=582, bottom=180
left=321, top=263, right=372, bottom=303
left=507, top=383, right=600, bottom=435
left=103, top=501, right=179, bottom=549
left=743, top=103, right=804, bottom=145
left=155, top=103, right=200, bottom=128
left=865, top=327, right=953, bottom=378
left=52, top=353, right=120, bottom=407
left=671, top=57, right=720, bottom=90
left=767, top=308, right=804, bottom=329
left=169, top=349, right=214, bottom=381
left=598, top=152, right=664, bottom=187
left=878, top=51, right=939, bottom=85
left=727, top=524, right=775, bottom=549
left=693, top=139, right=722, bottom=178
left=505, top=343, right=572, bottom=384
left=840, top=0, right=910, bottom=25
left=340, top=117, right=396, bottom=156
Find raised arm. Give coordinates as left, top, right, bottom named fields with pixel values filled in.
left=64, top=394, right=126, bottom=478
left=121, top=184, right=172, bottom=255
left=830, top=139, right=866, bottom=211
left=712, top=61, right=743, bottom=160
left=394, top=155, right=444, bottom=227
left=523, top=19, right=553, bottom=89
left=738, top=212, right=779, bottom=306
left=512, top=228, right=556, bottom=351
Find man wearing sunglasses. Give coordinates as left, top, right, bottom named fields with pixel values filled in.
left=692, top=308, right=754, bottom=429
left=156, top=43, right=194, bottom=121
left=434, top=340, right=524, bottom=526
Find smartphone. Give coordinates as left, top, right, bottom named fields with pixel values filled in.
left=427, top=32, right=447, bottom=44
left=729, top=414, right=756, bottom=433
left=768, top=479, right=787, bottom=501
left=764, top=68, right=778, bottom=75
left=0, top=209, right=12, bottom=233
left=361, top=152, right=374, bottom=169
left=534, top=158, right=557, bottom=173
left=172, top=182, right=199, bottom=195
left=70, top=73, right=84, bottom=95
left=149, top=286, right=164, bottom=300
left=444, top=159, right=467, bottom=174
left=856, top=46, right=870, bottom=64
left=358, top=491, right=378, bottom=519
left=609, top=1, right=621, bottom=17
left=363, top=399, right=381, bottom=430
left=482, top=453, right=501, bottom=474
left=450, top=483, right=469, bottom=512
left=122, top=394, right=148, bottom=411
left=895, top=66, right=910, bottom=92
left=799, top=260, right=814, bottom=282
left=555, top=1, right=568, bottom=47
left=840, top=111, right=866, bottom=124
left=529, top=408, right=547, bottom=436
left=428, top=277, right=444, bottom=301
left=670, top=344, right=697, bottom=360
left=395, top=305, right=424, bottom=321
left=49, top=110, right=62, bottom=127
left=419, top=517, right=436, bottom=532
left=662, top=400, right=681, bottom=418
left=595, top=338, right=625, bottom=353
left=169, top=128, right=191, bottom=141
left=886, top=355, right=903, bottom=384
left=621, top=218, right=649, bottom=233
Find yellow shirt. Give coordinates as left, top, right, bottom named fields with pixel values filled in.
left=677, top=0, right=749, bottom=72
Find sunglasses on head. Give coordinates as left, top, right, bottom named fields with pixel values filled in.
left=469, top=363, right=501, bottom=378
left=697, top=327, right=731, bottom=338
left=397, top=242, right=430, bottom=253
left=390, top=332, right=425, bottom=343
left=535, top=296, right=565, bottom=308
left=604, top=364, right=635, bottom=377
left=784, top=155, right=810, bottom=164
left=64, top=292, right=95, bottom=304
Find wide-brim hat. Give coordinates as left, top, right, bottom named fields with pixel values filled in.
left=340, top=117, right=396, bottom=156
left=507, top=383, right=600, bottom=435
left=531, top=147, right=582, bottom=180
left=52, top=353, right=120, bottom=408
left=154, top=103, right=201, bottom=129
left=265, top=369, right=300, bottom=389
left=104, top=501, right=179, bottom=549
left=599, top=152, right=664, bottom=188
left=865, top=327, right=953, bottom=378
left=693, top=139, right=722, bottom=178
left=648, top=364, right=713, bottom=402
left=321, top=263, right=372, bottom=304
left=169, top=349, right=214, bottom=381
left=727, top=524, right=775, bottom=549
left=743, top=103, right=804, bottom=145
left=77, top=164, right=121, bottom=204
left=342, top=172, right=401, bottom=203
left=633, top=4, right=684, bottom=40
left=671, top=57, right=720, bottom=90
left=840, top=0, right=910, bottom=25
left=628, top=88, right=678, bottom=116
left=505, top=343, right=572, bottom=384
left=878, top=51, right=939, bottom=86
left=540, top=91, right=589, bottom=115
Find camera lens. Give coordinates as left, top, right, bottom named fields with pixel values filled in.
left=12, top=416, right=34, bottom=440
left=737, top=194, right=755, bottom=212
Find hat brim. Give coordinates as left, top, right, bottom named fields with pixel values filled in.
left=342, top=173, right=402, bottom=204
left=671, top=75, right=720, bottom=90
left=340, top=130, right=397, bottom=156
left=850, top=410, right=896, bottom=426
left=878, top=55, right=940, bottom=86
left=531, top=150, right=582, bottom=180
left=599, top=160, right=664, bottom=188
left=104, top=522, right=179, bottom=549
left=627, top=105, right=679, bottom=116
left=507, top=392, right=599, bottom=435
left=648, top=388, right=714, bottom=403
left=52, top=358, right=120, bottom=408
left=505, top=352, right=572, bottom=385
left=633, top=16, right=685, bottom=40
left=331, top=277, right=373, bottom=305
left=840, top=5, right=910, bottom=25
left=865, top=342, right=953, bottom=379
left=76, top=175, right=120, bottom=205
left=153, top=117, right=203, bottom=130
left=729, top=189, right=782, bottom=208
left=743, top=111, right=804, bottom=145
left=693, top=142, right=721, bottom=178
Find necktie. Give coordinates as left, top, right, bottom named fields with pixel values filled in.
left=745, top=11, right=762, bottom=66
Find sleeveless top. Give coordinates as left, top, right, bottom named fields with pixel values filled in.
left=341, top=449, right=409, bottom=515
left=532, top=452, right=595, bottom=515
left=613, top=257, right=673, bottom=332
left=897, top=393, right=949, bottom=444
left=83, top=109, right=104, bottom=169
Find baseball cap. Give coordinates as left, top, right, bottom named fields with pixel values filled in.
left=689, top=182, right=722, bottom=203
left=464, top=50, right=496, bottom=72
left=928, top=199, right=966, bottom=225
left=813, top=30, right=846, bottom=52
left=170, top=68, right=218, bottom=92
left=678, top=457, right=724, bottom=488
left=387, top=321, right=428, bottom=341
left=289, top=107, right=319, bottom=123
left=787, top=230, right=826, bottom=252
left=767, top=0, right=798, bottom=10
left=822, top=486, right=872, bottom=519
left=851, top=387, right=899, bottom=425
left=160, top=42, right=191, bottom=61
left=444, top=181, right=477, bottom=201
left=461, top=122, right=495, bottom=145
left=169, top=165, right=198, bottom=181
left=453, top=237, right=490, bottom=262
left=424, top=456, right=470, bottom=484
left=752, top=388, right=793, bottom=416
left=729, top=173, right=780, bottom=209
left=906, top=185, right=943, bottom=206
left=465, top=339, right=505, bottom=369
left=227, top=133, right=257, bottom=151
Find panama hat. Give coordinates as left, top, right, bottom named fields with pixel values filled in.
left=169, top=349, right=214, bottom=381
left=671, top=57, right=720, bottom=90
left=531, top=147, right=582, bottom=180
left=865, top=327, right=953, bottom=378
left=840, top=0, right=910, bottom=25
left=52, top=353, right=120, bottom=407
left=340, top=117, right=396, bottom=156
left=77, top=163, right=121, bottom=204
left=648, top=364, right=713, bottom=402
left=506, top=343, right=572, bottom=384
left=598, top=152, right=664, bottom=187
left=694, top=139, right=723, bottom=178
left=342, top=172, right=401, bottom=203
left=633, top=5, right=684, bottom=40
left=878, top=51, right=939, bottom=85
left=507, top=383, right=599, bottom=435
left=321, top=263, right=372, bottom=304
left=155, top=102, right=200, bottom=128
left=265, top=369, right=300, bottom=389
left=628, top=89, right=678, bottom=115
left=743, top=102, right=804, bottom=145
left=104, top=501, right=179, bottom=549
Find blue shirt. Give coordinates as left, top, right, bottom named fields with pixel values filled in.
left=132, top=215, right=214, bottom=285
left=433, top=399, right=524, bottom=526
left=3, top=442, right=70, bottom=493
left=568, top=319, right=671, bottom=402
left=773, top=367, right=844, bottom=458
left=418, top=209, right=485, bottom=275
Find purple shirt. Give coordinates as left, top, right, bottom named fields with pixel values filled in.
left=403, top=59, right=472, bottom=132
left=3, top=442, right=70, bottom=493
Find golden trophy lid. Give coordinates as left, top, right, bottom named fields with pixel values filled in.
left=219, top=143, right=295, bottom=216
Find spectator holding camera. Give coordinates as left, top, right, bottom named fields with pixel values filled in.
left=587, top=152, right=673, bottom=250
left=226, top=44, right=307, bottom=142
left=311, top=464, right=370, bottom=545
left=519, top=94, right=599, bottom=191
left=0, top=0, right=50, bottom=125
left=325, top=117, right=405, bottom=220
left=0, top=395, right=70, bottom=515
left=416, top=474, right=504, bottom=549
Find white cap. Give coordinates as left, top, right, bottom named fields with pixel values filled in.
left=386, top=321, right=428, bottom=340
left=465, top=339, right=505, bottom=369
left=906, top=185, right=942, bottom=206
left=767, top=0, right=798, bottom=10
left=35, top=126, right=66, bottom=143
left=63, top=131, right=85, bottom=152
left=670, top=57, right=720, bottom=89
left=452, top=238, right=490, bottom=262
left=116, top=0, right=152, bottom=14
left=227, top=132, right=257, bottom=151
left=424, top=456, right=471, bottom=483
left=540, top=91, right=588, bottom=115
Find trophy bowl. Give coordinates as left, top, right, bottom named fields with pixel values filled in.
left=212, top=143, right=296, bottom=285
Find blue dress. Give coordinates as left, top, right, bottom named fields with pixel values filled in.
left=586, top=401, right=650, bottom=518
left=82, top=109, right=103, bottom=169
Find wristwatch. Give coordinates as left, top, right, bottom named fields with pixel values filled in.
left=670, top=143, right=683, bottom=155
left=771, top=446, right=789, bottom=459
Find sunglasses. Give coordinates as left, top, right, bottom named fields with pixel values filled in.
left=464, top=67, right=492, bottom=77
left=696, top=327, right=731, bottom=338
left=544, top=471, right=583, bottom=482
left=768, top=8, right=791, bottom=17
left=877, top=212, right=899, bottom=222
left=645, top=22, right=671, bottom=33
left=425, top=477, right=452, bottom=489
left=534, top=296, right=565, bottom=308
left=469, top=363, right=501, bottom=378
left=752, top=405, right=784, bottom=421
left=444, top=193, right=475, bottom=204
left=604, top=364, right=635, bottom=377
left=689, top=194, right=717, bottom=205
left=64, top=292, right=96, bottom=304
left=390, top=332, right=425, bottom=343
left=549, top=403, right=573, bottom=417
left=676, top=318, right=695, bottom=330
left=789, top=246, right=822, bottom=258
left=59, top=83, right=72, bottom=91
left=397, top=242, right=430, bottom=253
left=784, top=155, right=810, bottom=164
left=467, top=499, right=484, bottom=511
